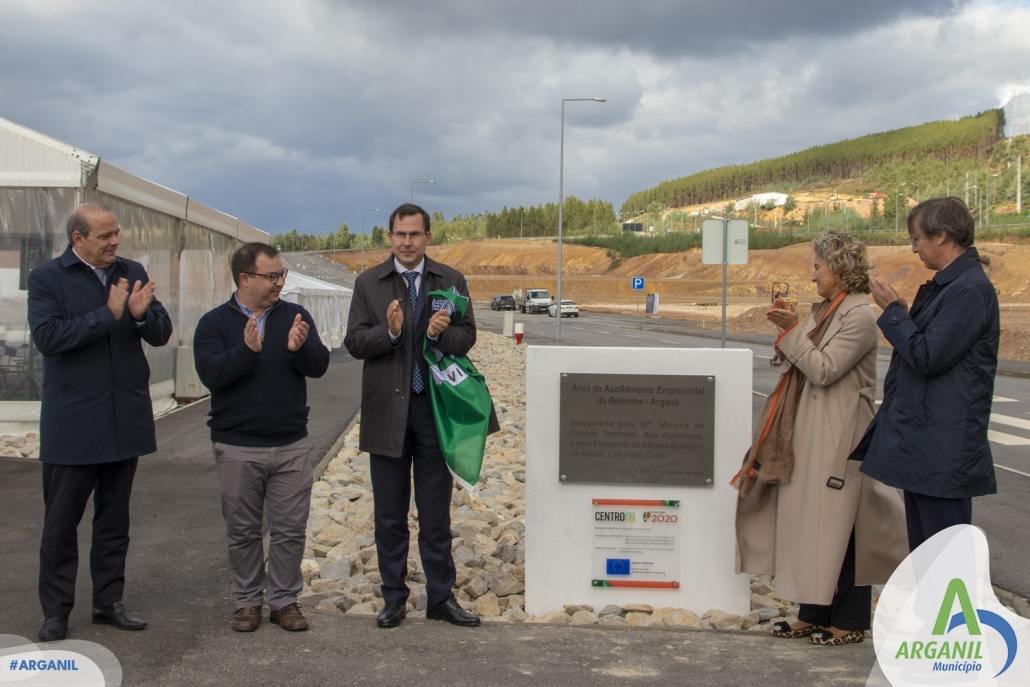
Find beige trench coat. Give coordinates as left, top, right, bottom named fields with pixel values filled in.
left=735, top=293, right=908, bottom=605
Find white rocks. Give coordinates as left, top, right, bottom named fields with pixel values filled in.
left=702, top=609, right=743, bottom=631
left=570, top=610, right=599, bottom=625
left=598, top=615, right=628, bottom=627
left=472, top=592, right=502, bottom=617
left=299, top=332, right=803, bottom=633
left=0, top=434, right=39, bottom=460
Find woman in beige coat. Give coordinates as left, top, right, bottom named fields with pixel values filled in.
left=735, top=230, right=907, bottom=646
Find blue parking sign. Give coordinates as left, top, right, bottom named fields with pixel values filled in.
left=631, top=277, right=645, bottom=290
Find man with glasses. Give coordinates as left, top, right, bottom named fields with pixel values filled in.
left=858, top=197, right=999, bottom=550
left=345, top=203, right=493, bottom=629
left=29, top=203, right=172, bottom=642
left=194, top=242, right=329, bottom=632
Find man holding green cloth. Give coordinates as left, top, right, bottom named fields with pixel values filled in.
left=344, top=203, right=498, bottom=630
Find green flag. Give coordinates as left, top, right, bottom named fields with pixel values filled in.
left=423, top=287, right=494, bottom=489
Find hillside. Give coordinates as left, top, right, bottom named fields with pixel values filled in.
left=620, top=110, right=1004, bottom=215
left=331, top=238, right=1030, bottom=300
left=327, top=238, right=1030, bottom=360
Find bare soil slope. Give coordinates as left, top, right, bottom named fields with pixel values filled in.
left=328, top=239, right=1030, bottom=360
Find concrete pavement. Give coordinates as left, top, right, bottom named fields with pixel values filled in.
left=0, top=347, right=889, bottom=686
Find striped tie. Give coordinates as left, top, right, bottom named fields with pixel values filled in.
left=404, top=271, right=424, bottom=393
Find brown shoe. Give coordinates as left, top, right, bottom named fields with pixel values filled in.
left=232, top=606, right=262, bottom=632
left=270, top=603, right=309, bottom=632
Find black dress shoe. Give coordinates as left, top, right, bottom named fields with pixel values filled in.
left=426, top=597, right=480, bottom=627
left=376, top=602, right=407, bottom=628
left=92, top=601, right=147, bottom=630
left=38, top=617, right=68, bottom=642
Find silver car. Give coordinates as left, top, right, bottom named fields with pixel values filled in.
left=547, top=300, right=579, bottom=318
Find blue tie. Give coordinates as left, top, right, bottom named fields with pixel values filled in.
left=404, top=271, right=424, bottom=393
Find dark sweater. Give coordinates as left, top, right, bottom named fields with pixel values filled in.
left=193, top=296, right=330, bottom=446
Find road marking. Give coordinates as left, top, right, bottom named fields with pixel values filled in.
left=756, top=355, right=772, bottom=360
left=624, top=334, right=643, bottom=339
left=990, top=413, right=1030, bottom=431
left=596, top=330, right=611, bottom=335
left=987, top=430, right=1030, bottom=446
left=753, top=391, right=769, bottom=398
left=659, top=339, right=680, bottom=344
left=997, top=464, right=1030, bottom=478
left=993, top=396, right=1018, bottom=403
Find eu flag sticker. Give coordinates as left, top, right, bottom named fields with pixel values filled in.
left=606, top=558, right=631, bottom=575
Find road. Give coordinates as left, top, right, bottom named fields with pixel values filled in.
left=476, top=306, right=1030, bottom=598
left=279, top=253, right=1028, bottom=595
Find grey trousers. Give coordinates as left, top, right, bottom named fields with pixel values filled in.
left=213, top=438, right=314, bottom=611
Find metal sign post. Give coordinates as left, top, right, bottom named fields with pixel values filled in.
left=701, top=219, right=749, bottom=348
left=631, top=276, right=645, bottom=315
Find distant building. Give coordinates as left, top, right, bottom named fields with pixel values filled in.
left=733, top=192, right=789, bottom=211
left=621, top=222, right=644, bottom=233
left=1004, top=93, right=1030, bottom=137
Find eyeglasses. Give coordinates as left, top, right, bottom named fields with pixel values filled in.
left=391, top=231, right=427, bottom=241
left=908, top=234, right=923, bottom=247
left=244, top=269, right=288, bottom=283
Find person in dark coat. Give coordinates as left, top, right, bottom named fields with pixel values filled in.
left=858, top=197, right=999, bottom=550
left=344, top=203, right=495, bottom=629
left=194, top=242, right=330, bottom=633
left=27, top=203, right=173, bottom=642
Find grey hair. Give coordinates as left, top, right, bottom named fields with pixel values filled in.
left=66, top=202, right=112, bottom=241
left=812, top=230, right=870, bottom=294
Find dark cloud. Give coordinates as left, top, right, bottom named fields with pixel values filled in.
left=0, top=0, right=1023, bottom=235
left=348, top=0, right=966, bottom=57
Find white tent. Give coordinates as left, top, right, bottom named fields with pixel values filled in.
left=0, top=115, right=269, bottom=429
left=280, top=271, right=351, bottom=350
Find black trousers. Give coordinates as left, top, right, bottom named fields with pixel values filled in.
left=370, top=393, right=455, bottom=607
left=798, top=531, right=871, bottom=631
left=39, top=458, right=138, bottom=619
left=904, top=491, right=972, bottom=551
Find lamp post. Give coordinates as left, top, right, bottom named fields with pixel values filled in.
left=560, top=95, right=605, bottom=341
left=556, top=96, right=606, bottom=341
left=894, top=183, right=907, bottom=233
left=986, top=174, right=999, bottom=226
left=410, top=179, right=436, bottom=202
left=360, top=208, right=380, bottom=272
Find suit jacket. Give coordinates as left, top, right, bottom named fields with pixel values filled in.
left=27, top=245, right=173, bottom=465
left=736, top=293, right=907, bottom=604
left=857, top=248, right=999, bottom=498
left=345, top=255, right=497, bottom=457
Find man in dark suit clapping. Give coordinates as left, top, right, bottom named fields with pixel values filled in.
left=28, top=203, right=172, bottom=642
left=344, top=203, right=483, bottom=629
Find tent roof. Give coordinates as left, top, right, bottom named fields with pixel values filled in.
left=281, top=270, right=353, bottom=296
left=0, top=115, right=269, bottom=243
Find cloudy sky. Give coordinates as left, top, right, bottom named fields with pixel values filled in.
left=2, top=0, right=1029, bottom=234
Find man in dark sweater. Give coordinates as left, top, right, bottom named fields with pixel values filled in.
left=194, top=242, right=329, bottom=632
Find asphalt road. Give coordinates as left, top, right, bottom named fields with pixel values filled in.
left=0, top=342, right=886, bottom=686
left=477, top=306, right=1030, bottom=598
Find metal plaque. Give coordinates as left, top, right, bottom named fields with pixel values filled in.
left=559, top=373, right=715, bottom=486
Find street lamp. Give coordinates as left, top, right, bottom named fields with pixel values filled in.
left=986, top=174, right=999, bottom=226
left=894, top=183, right=908, bottom=233
left=410, top=179, right=436, bottom=202
left=556, top=96, right=606, bottom=341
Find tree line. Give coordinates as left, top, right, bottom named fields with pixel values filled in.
left=271, top=197, right=618, bottom=250
left=620, top=110, right=1005, bottom=216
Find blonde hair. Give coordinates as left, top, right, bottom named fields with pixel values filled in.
left=812, top=230, right=870, bottom=294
